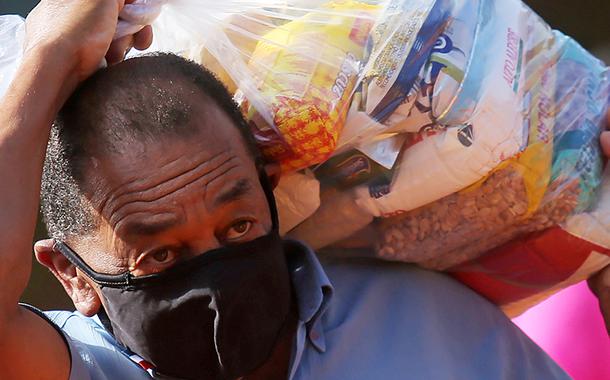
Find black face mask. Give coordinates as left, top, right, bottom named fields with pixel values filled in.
left=54, top=173, right=293, bottom=380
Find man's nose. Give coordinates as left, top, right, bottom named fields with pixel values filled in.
left=189, top=228, right=222, bottom=257
left=189, top=236, right=223, bottom=258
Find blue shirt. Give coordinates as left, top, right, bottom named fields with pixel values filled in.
left=38, top=241, right=569, bottom=379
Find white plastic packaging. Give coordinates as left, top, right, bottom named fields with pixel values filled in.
left=0, top=15, right=25, bottom=99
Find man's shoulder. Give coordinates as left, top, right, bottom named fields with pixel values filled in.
left=45, top=310, right=111, bottom=344
left=320, top=256, right=481, bottom=308
left=302, top=257, right=570, bottom=380
left=321, top=255, right=457, bottom=286
left=318, top=257, right=502, bottom=331
left=43, top=310, right=151, bottom=379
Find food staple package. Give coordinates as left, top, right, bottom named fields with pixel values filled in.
left=5, top=0, right=606, bottom=314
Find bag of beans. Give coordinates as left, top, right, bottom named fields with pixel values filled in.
left=143, top=0, right=610, bottom=312
left=451, top=168, right=610, bottom=317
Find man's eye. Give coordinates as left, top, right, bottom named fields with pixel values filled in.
left=144, top=249, right=179, bottom=266
left=152, top=249, right=173, bottom=263
left=225, top=220, right=253, bottom=241
left=132, top=248, right=181, bottom=276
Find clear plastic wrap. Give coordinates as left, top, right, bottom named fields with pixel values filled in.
left=0, top=15, right=25, bottom=99
left=144, top=0, right=610, bottom=310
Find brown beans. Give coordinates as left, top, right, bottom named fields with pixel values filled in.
left=375, top=167, right=580, bottom=270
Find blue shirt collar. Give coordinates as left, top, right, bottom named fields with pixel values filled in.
left=285, top=239, right=333, bottom=352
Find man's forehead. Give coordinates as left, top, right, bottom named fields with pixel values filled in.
left=82, top=148, right=263, bottom=252
left=118, top=178, right=255, bottom=238
left=101, top=82, right=223, bottom=141
left=96, top=133, right=254, bottom=208
left=88, top=90, right=250, bottom=181
left=103, top=131, right=254, bottom=217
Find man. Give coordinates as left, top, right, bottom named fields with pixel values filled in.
left=0, top=1, right=608, bottom=379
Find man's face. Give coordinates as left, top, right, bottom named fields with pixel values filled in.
left=39, top=97, right=274, bottom=314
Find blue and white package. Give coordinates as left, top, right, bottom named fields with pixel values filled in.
left=350, top=0, right=609, bottom=221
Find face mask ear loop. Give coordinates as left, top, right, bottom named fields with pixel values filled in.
left=258, top=169, right=280, bottom=231
left=52, top=240, right=133, bottom=287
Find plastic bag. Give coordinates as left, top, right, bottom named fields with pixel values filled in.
left=144, top=0, right=609, bottom=312
left=286, top=0, right=609, bottom=270
left=0, top=15, right=25, bottom=99
left=116, top=0, right=167, bottom=40
left=0, top=4, right=162, bottom=96
left=150, top=0, right=453, bottom=171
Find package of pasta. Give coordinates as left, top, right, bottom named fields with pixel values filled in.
left=239, top=1, right=378, bottom=171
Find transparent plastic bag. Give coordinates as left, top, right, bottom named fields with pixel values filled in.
left=0, top=4, right=161, bottom=98
left=144, top=0, right=610, bottom=311
left=150, top=0, right=438, bottom=171
left=0, top=15, right=25, bottom=99
left=116, top=0, right=167, bottom=40
left=284, top=0, right=609, bottom=268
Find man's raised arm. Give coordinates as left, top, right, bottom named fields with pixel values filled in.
left=0, top=1, right=151, bottom=378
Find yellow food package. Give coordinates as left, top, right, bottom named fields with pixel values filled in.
left=196, top=14, right=274, bottom=94
left=245, top=1, right=379, bottom=172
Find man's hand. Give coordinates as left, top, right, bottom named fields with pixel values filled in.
left=602, top=111, right=610, bottom=157
left=590, top=110, right=610, bottom=335
left=24, top=0, right=153, bottom=97
left=588, top=266, right=610, bottom=335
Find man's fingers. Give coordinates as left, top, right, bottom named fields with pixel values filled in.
left=601, top=109, right=610, bottom=158
left=106, top=34, right=134, bottom=65
left=134, top=25, right=153, bottom=51
left=588, top=268, right=610, bottom=335
left=597, top=288, right=610, bottom=335
left=601, top=132, right=610, bottom=158
left=106, top=24, right=152, bottom=65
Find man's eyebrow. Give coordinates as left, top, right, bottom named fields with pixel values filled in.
left=123, top=215, right=182, bottom=236
left=213, top=178, right=253, bottom=207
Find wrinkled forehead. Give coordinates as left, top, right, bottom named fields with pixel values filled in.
left=82, top=97, right=260, bottom=220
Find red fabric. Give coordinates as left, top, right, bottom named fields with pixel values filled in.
left=450, top=227, right=610, bottom=306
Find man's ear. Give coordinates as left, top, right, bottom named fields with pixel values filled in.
left=263, top=162, right=281, bottom=189
left=34, top=239, right=102, bottom=317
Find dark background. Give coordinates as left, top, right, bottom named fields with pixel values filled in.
left=2, top=0, right=610, bottom=50
left=1, top=0, right=609, bottom=310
